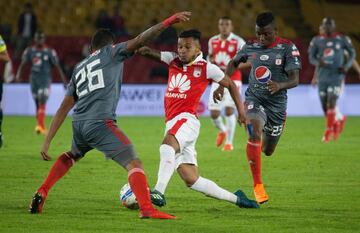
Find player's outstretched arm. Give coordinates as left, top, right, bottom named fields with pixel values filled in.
left=267, top=69, right=299, bottom=94
left=40, top=95, right=75, bottom=161
left=136, top=46, right=161, bottom=61
left=126, top=11, right=191, bottom=52
left=218, top=76, right=246, bottom=126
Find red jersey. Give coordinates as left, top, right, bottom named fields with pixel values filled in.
left=161, top=52, right=224, bottom=122
left=208, top=33, right=246, bottom=81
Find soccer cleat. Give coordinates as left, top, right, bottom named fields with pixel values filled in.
left=222, top=144, right=233, bottom=151
left=234, top=190, right=259, bottom=208
left=140, top=209, right=176, bottom=219
left=0, top=132, right=3, bottom=148
left=216, top=131, right=226, bottom=147
left=321, top=129, right=333, bottom=143
left=253, top=183, right=269, bottom=204
left=35, top=126, right=47, bottom=135
left=150, top=190, right=166, bottom=207
left=29, top=192, right=46, bottom=214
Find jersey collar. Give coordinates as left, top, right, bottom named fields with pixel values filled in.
left=183, top=52, right=203, bottom=67
left=266, top=36, right=280, bottom=49
left=219, top=32, right=235, bottom=41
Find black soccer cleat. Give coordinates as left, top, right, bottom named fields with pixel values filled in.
left=150, top=190, right=166, bottom=207
left=234, top=190, right=260, bottom=209
left=29, top=192, right=46, bottom=214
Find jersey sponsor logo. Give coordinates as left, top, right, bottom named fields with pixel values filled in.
left=254, top=66, right=271, bottom=83
left=323, top=48, right=334, bottom=57
left=193, top=67, right=202, bottom=78
left=32, top=57, right=41, bottom=66
left=260, top=55, right=269, bottom=61
left=168, top=73, right=191, bottom=95
left=326, top=41, right=333, bottom=46
left=214, top=51, right=231, bottom=66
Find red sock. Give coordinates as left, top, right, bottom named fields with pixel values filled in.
left=128, top=168, right=153, bottom=211
left=38, top=104, right=46, bottom=128
left=246, top=140, right=262, bottom=186
left=38, top=153, right=74, bottom=196
left=326, top=108, right=336, bottom=130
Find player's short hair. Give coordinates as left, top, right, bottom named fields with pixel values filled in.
left=256, top=12, right=275, bottom=28
left=219, top=16, right=232, bottom=21
left=179, top=29, right=201, bottom=41
left=91, top=29, right=115, bottom=50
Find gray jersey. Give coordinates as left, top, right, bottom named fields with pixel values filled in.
left=66, top=42, right=133, bottom=121
left=233, top=37, right=301, bottom=112
left=308, top=34, right=355, bottom=84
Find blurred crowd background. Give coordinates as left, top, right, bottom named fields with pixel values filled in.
left=1, top=0, right=359, bottom=84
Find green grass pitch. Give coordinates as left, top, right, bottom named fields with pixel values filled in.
left=0, top=116, right=359, bottom=233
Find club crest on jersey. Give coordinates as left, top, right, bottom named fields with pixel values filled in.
left=193, top=67, right=202, bottom=78
left=323, top=48, right=334, bottom=57
left=275, top=59, right=282, bottom=65
left=255, top=66, right=271, bottom=83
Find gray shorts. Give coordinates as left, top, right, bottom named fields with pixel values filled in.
left=318, top=80, right=342, bottom=99
left=71, top=119, right=138, bottom=167
left=245, top=99, right=286, bottom=138
left=30, top=76, right=51, bottom=104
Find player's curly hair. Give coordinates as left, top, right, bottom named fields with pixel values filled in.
left=91, top=29, right=115, bottom=49
left=256, top=12, right=275, bottom=28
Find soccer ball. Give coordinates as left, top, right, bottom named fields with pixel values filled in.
left=119, top=183, right=139, bottom=210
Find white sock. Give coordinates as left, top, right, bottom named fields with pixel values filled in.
left=154, top=144, right=176, bottom=194
left=335, top=106, right=343, bottom=121
left=212, top=116, right=226, bottom=132
left=225, top=114, right=236, bottom=144
left=190, top=176, right=237, bottom=204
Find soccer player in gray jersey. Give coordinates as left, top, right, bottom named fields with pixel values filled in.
left=16, top=31, right=67, bottom=135
left=216, top=12, right=301, bottom=204
left=308, top=18, right=355, bottom=142
left=29, top=11, right=191, bottom=219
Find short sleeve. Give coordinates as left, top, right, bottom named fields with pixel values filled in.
left=0, top=35, right=7, bottom=53
left=206, top=63, right=225, bottom=82
left=160, top=51, right=177, bottom=65
left=208, top=38, right=213, bottom=55
left=284, top=43, right=302, bottom=72
left=111, top=42, right=134, bottom=62
left=66, top=74, right=78, bottom=99
left=233, top=45, right=248, bottom=65
left=236, top=36, right=246, bottom=51
left=21, top=48, right=30, bottom=63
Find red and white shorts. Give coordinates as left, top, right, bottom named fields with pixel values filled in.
left=165, top=113, right=200, bottom=168
left=208, top=80, right=242, bottom=111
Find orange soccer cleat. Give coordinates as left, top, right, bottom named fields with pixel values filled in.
left=216, top=131, right=226, bottom=147
left=35, top=125, right=47, bottom=135
left=253, top=183, right=269, bottom=204
left=222, top=144, right=233, bottom=151
left=140, top=209, right=176, bottom=219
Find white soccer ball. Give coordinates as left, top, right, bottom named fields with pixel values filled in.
left=119, top=183, right=139, bottom=210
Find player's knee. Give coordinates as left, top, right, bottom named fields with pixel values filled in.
left=65, top=151, right=79, bottom=162
left=225, top=107, right=234, bottom=116
left=183, top=176, right=198, bottom=187
left=210, top=110, right=220, bottom=119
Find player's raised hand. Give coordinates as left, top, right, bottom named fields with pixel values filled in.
left=40, top=143, right=52, bottom=161
left=267, top=80, right=281, bottom=94
left=213, top=86, right=224, bottom=103
left=162, top=11, right=191, bottom=27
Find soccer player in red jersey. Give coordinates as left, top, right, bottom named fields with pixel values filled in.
left=29, top=12, right=191, bottom=219
left=207, top=16, right=246, bottom=151
left=137, top=29, right=259, bottom=209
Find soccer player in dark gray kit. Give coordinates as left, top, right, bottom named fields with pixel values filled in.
left=216, top=12, right=301, bottom=204
left=308, top=18, right=355, bottom=142
left=29, top=11, right=191, bottom=219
